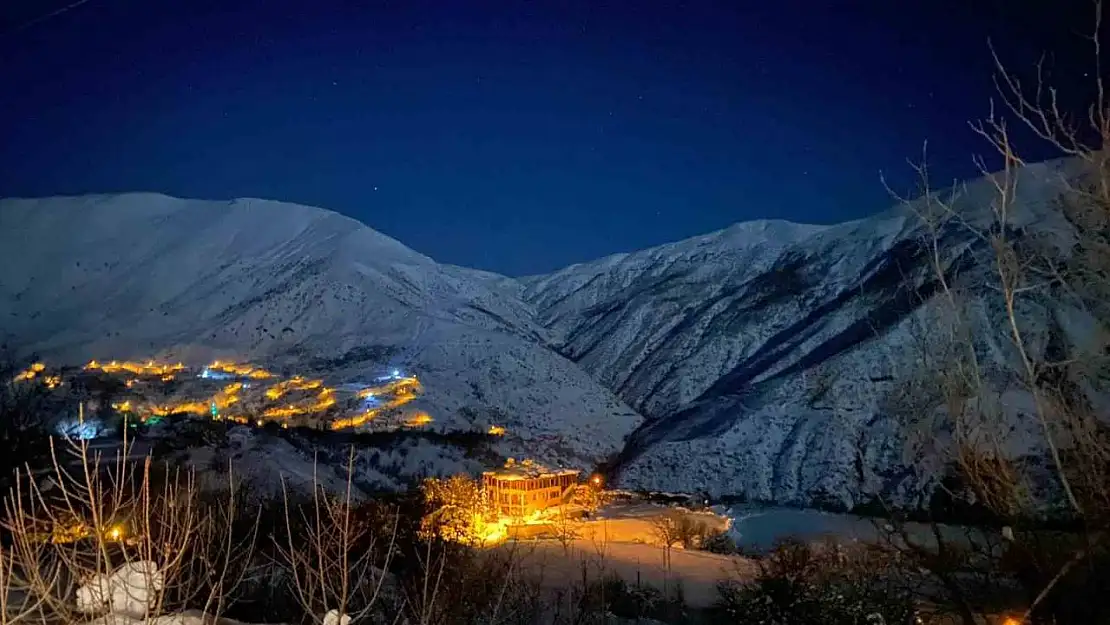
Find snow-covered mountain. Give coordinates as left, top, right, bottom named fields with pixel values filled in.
left=0, top=158, right=1083, bottom=509
left=522, top=158, right=1083, bottom=509
left=0, top=193, right=642, bottom=471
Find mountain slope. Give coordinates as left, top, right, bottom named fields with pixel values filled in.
left=2, top=158, right=1084, bottom=509
left=0, top=193, right=643, bottom=469
left=522, top=159, right=1082, bottom=508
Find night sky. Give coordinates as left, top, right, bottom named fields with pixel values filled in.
left=0, top=0, right=1096, bottom=275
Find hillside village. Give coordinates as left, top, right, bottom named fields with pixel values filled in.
left=15, top=358, right=470, bottom=435
left=12, top=357, right=729, bottom=541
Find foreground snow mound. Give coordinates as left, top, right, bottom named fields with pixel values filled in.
left=76, top=561, right=163, bottom=617
left=0, top=193, right=642, bottom=472
left=74, top=562, right=337, bottom=625
left=523, top=158, right=1087, bottom=508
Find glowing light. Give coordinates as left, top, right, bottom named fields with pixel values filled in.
left=265, top=376, right=323, bottom=400
left=65, top=356, right=435, bottom=434
left=331, top=410, right=376, bottom=430
left=591, top=475, right=602, bottom=486
left=475, top=515, right=509, bottom=544
left=55, top=416, right=102, bottom=440
left=488, top=425, right=506, bottom=436
left=405, top=412, right=434, bottom=427
left=85, top=360, right=185, bottom=377
left=206, top=361, right=273, bottom=379
left=48, top=522, right=91, bottom=544
left=262, top=386, right=337, bottom=418
left=144, top=379, right=245, bottom=419
left=105, top=525, right=124, bottom=541
left=148, top=401, right=210, bottom=417
left=199, top=367, right=232, bottom=380
left=14, top=362, right=46, bottom=382
left=359, top=376, right=420, bottom=399
left=13, top=363, right=60, bottom=387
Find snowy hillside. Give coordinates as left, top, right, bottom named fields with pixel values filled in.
left=0, top=193, right=642, bottom=471
left=0, top=158, right=1084, bottom=509
left=522, top=158, right=1083, bottom=509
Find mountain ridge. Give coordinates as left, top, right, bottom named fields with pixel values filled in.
left=1, top=158, right=1083, bottom=507
left=0, top=192, right=643, bottom=475
left=519, top=157, right=1081, bottom=507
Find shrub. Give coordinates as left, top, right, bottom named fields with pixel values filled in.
left=709, top=538, right=917, bottom=625
left=0, top=357, right=53, bottom=490
left=419, top=474, right=491, bottom=544
left=702, top=529, right=738, bottom=555
left=568, top=571, right=687, bottom=624
left=0, top=436, right=259, bottom=623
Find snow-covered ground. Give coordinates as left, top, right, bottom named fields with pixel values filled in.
left=590, top=502, right=730, bottom=544
left=502, top=502, right=992, bottom=608
left=487, top=501, right=745, bottom=607
left=725, top=505, right=888, bottom=552
left=500, top=538, right=753, bottom=608
left=724, top=504, right=989, bottom=554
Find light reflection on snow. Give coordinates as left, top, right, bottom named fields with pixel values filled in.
left=55, top=416, right=102, bottom=440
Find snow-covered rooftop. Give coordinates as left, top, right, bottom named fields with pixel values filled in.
left=483, top=458, right=580, bottom=480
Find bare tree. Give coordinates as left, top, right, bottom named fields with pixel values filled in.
left=649, top=511, right=689, bottom=573
left=891, top=2, right=1110, bottom=622
left=277, top=448, right=397, bottom=624
left=419, top=474, right=489, bottom=546
left=0, top=417, right=257, bottom=624
left=551, top=506, right=581, bottom=556
left=570, top=483, right=607, bottom=515
left=0, top=357, right=53, bottom=492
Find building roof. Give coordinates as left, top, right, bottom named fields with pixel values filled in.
left=482, top=458, right=580, bottom=481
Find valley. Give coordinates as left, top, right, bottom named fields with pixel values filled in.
left=0, top=159, right=1086, bottom=510
left=2, top=3, right=1101, bottom=621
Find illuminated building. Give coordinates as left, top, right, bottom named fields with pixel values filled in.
left=482, top=459, right=579, bottom=519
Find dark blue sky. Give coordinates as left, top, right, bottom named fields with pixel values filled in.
left=0, top=0, right=1094, bottom=275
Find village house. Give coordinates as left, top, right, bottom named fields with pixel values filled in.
left=482, top=459, right=579, bottom=519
